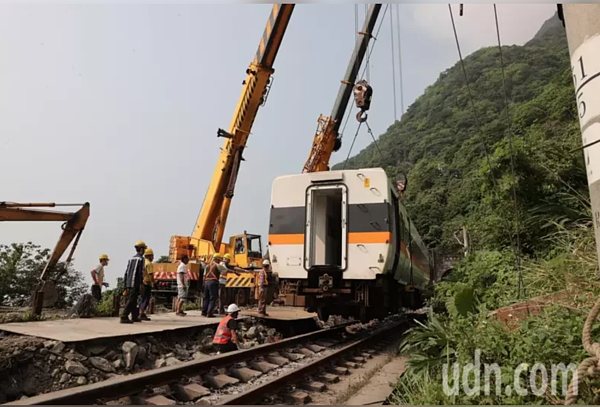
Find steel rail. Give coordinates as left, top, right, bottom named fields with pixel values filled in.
left=221, top=320, right=406, bottom=405
left=6, top=323, right=354, bottom=405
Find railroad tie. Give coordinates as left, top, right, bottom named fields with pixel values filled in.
left=249, top=360, right=279, bottom=373
left=314, top=340, right=335, bottom=348
left=284, top=390, right=311, bottom=404
left=228, top=367, right=262, bottom=383
left=300, top=381, right=327, bottom=392
left=144, top=395, right=177, bottom=405
left=318, top=372, right=340, bottom=383
left=266, top=354, right=289, bottom=366
left=280, top=351, right=305, bottom=361
left=349, top=355, right=366, bottom=364
left=330, top=366, right=349, bottom=375
left=337, top=360, right=358, bottom=369
left=307, top=344, right=326, bottom=353
left=171, top=383, right=210, bottom=402
left=203, top=373, right=240, bottom=389
left=298, top=347, right=316, bottom=357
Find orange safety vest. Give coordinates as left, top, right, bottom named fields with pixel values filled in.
left=205, top=263, right=219, bottom=282
left=213, top=315, right=233, bottom=344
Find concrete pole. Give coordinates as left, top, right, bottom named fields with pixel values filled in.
left=562, top=5, right=600, bottom=273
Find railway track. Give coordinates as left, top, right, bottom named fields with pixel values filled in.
left=6, top=316, right=408, bottom=406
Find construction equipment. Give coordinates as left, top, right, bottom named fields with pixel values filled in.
left=0, top=202, right=90, bottom=313
left=302, top=4, right=381, bottom=174
left=155, top=5, right=294, bottom=305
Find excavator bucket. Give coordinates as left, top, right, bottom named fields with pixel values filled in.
left=39, top=280, right=58, bottom=307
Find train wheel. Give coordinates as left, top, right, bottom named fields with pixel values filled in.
left=317, top=306, right=330, bottom=323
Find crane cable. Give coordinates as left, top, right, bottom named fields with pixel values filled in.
left=448, top=4, right=520, bottom=286
left=493, top=4, right=524, bottom=300
left=343, top=119, right=385, bottom=170
left=389, top=5, right=398, bottom=121
left=340, top=4, right=390, bottom=140
left=396, top=4, right=405, bottom=117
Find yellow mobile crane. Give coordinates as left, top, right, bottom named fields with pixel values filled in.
left=0, top=202, right=90, bottom=314
left=155, top=5, right=294, bottom=305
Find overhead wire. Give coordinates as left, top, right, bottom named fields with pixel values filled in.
left=389, top=5, right=398, bottom=121
left=448, top=4, right=520, bottom=290
left=365, top=4, right=371, bottom=83
left=396, top=4, right=405, bottom=116
left=493, top=4, right=524, bottom=299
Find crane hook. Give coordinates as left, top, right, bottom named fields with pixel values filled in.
left=356, top=110, right=368, bottom=123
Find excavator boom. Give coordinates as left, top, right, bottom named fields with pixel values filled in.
left=0, top=202, right=90, bottom=310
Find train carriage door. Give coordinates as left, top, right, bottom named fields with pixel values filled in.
left=304, top=184, right=348, bottom=271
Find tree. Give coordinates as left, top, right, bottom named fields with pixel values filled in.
left=157, top=255, right=170, bottom=263
left=0, top=242, right=87, bottom=308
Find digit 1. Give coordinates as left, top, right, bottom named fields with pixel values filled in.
left=579, top=56, right=587, bottom=80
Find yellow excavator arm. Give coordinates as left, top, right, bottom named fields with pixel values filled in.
left=0, top=202, right=90, bottom=310
left=171, top=4, right=294, bottom=264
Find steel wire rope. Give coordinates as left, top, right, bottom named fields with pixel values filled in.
left=448, top=4, right=519, bottom=276
left=340, top=4, right=390, bottom=140
left=389, top=5, right=398, bottom=121
left=493, top=4, right=524, bottom=299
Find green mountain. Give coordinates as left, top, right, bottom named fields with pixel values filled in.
left=335, top=12, right=587, bottom=256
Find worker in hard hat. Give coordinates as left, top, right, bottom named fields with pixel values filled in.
left=90, top=254, right=110, bottom=302
left=258, top=260, right=270, bottom=316
left=138, top=248, right=154, bottom=321
left=212, top=304, right=242, bottom=354
left=175, top=254, right=190, bottom=317
left=121, top=240, right=147, bottom=324
left=202, top=254, right=223, bottom=318
left=218, top=253, right=245, bottom=315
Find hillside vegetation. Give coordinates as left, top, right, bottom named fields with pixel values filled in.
left=337, top=13, right=600, bottom=404
left=335, top=13, right=586, bottom=256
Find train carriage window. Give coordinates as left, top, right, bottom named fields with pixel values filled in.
left=304, top=184, right=348, bottom=270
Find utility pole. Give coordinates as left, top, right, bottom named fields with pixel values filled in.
left=561, top=5, right=600, bottom=274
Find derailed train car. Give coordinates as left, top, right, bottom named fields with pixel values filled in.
left=268, top=168, right=431, bottom=322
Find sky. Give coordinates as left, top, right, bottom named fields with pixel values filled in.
left=0, top=3, right=556, bottom=286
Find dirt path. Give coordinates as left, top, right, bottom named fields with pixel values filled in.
left=307, top=337, right=406, bottom=405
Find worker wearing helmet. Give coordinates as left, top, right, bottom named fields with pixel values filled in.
left=212, top=303, right=242, bottom=354
left=91, top=254, right=110, bottom=302
left=258, top=259, right=270, bottom=316
left=202, top=254, right=223, bottom=317
left=121, top=240, right=147, bottom=324
left=138, top=248, right=155, bottom=321
left=218, top=253, right=245, bottom=315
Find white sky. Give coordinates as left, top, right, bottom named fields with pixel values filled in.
left=0, top=3, right=556, bottom=286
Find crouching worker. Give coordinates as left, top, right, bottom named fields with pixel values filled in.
left=212, top=304, right=241, bottom=354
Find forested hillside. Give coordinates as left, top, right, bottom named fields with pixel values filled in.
left=336, top=13, right=600, bottom=405
left=335, top=12, right=587, bottom=257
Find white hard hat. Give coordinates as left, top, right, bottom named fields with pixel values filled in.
left=226, top=304, right=240, bottom=314
left=262, top=259, right=270, bottom=266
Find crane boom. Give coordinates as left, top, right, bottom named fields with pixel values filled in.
left=303, top=4, right=381, bottom=173
left=169, top=5, right=294, bottom=267
left=192, top=4, right=294, bottom=250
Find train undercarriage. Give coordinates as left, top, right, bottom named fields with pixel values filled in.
left=279, top=271, right=424, bottom=323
